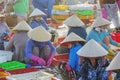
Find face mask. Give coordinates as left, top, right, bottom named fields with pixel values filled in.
left=95, top=28, right=101, bottom=33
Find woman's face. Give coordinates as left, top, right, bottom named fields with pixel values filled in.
left=34, top=16, right=42, bottom=21
left=99, top=24, right=110, bottom=31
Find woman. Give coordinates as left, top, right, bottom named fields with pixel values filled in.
left=0, top=14, right=10, bottom=50
left=5, top=21, right=32, bottom=62
left=86, top=16, right=120, bottom=60
left=60, top=32, right=86, bottom=72
left=25, top=26, right=56, bottom=67
left=77, top=39, right=109, bottom=80
left=32, top=0, right=54, bottom=21
left=29, top=8, right=49, bottom=30
left=106, top=53, right=120, bottom=80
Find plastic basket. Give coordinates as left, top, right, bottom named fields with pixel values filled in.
left=7, top=68, right=39, bottom=75
left=0, top=72, right=9, bottom=78
left=0, top=56, right=7, bottom=64
left=52, top=54, right=69, bottom=66
left=0, top=50, right=13, bottom=61
left=0, top=61, right=26, bottom=70
left=77, top=14, right=94, bottom=19
left=6, top=71, right=54, bottom=80
left=111, top=32, right=120, bottom=43
left=53, top=14, right=69, bottom=20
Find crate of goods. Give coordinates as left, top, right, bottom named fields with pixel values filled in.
left=77, top=14, right=94, bottom=19
left=0, top=50, right=13, bottom=61
left=0, top=72, right=9, bottom=78
left=52, top=14, right=69, bottom=20
left=52, top=53, right=69, bottom=66
left=7, top=68, right=39, bottom=75
left=6, top=71, right=54, bottom=80
left=0, top=61, right=26, bottom=70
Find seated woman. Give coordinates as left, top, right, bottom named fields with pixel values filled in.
left=86, top=16, right=120, bottom=60
left=29, top=8, right=49, bottom=30
left=60, top=32, right=86, bottom=72
left=25, top=26, right=56, bottom=67
left=106, top=53, right=120, bottom=80
left=77, top=39, right=109, bottom=80
left=5, top=21, right=32, bottom=62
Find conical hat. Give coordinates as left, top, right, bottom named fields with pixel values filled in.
left=77, top=39, right=108, bottom=57
left=106, top=53, right=120, bottom=71
left=61, top=32, right=86, bottom=45
left=13, top=21, right=32, bottom=31
left=29, top=8, right=46, bottom=17
left=91, top=16, right=111, bottom=28
left=63, top=15, right=85, bottom=27
left=28, top=26, right=51, bottom=42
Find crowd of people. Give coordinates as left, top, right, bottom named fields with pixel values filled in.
left=0, top=0, right=120, bottom=80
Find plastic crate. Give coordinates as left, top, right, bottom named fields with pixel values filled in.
left=52, top=54, right=69, bottom=66
left=111, top=32, right=120, bottom=43
left=0, top=50, right=13, bottom=61
left=77, top=14, right=94, bottom=19
left=7, top=68, right=39, bottom=75
left=0, top=61, right=26, bottom=70
left=0, top=56, right=7, bottom=64
left=0, top=72, right=9, bottom=78
left=53, top=14, right=69, bottom=20
left=6, top=71, right=54, bottom=80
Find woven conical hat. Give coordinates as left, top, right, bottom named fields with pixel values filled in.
left=0, top=14, right=5, bottom=17
left=28, top=26, right=51, bottom=42
left=91, top=16, right=111, bottom=28
left=61, top=32, right=85, bottom=45
left=29, top=8, right=46, bottom=17
left=106, top=53, right=120, bottom=71
left=63, top=15, right=85, bottom=27
left=13, top=21, right=32, bottom=31
left=77, top=39, right=108, bottom=57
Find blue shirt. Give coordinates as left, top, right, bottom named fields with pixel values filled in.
left=68, top=44, right=82, bottom=71
left=86, top=29, right=118, bottom=50
left=32, top=0, right=54, bottom=18
left=25, top=39, right=56, bottom=58
left=29, top=19, right=49, bottom=30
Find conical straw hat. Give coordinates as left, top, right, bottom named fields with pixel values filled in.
left=13, top=21, right=32, bottom=31
left=63, top=15, right=85, bottom=27
left=61, top=32, right=86, bottom=45
left=77, top=39, right=108, bottom=57
left=106, top=53, right=120, bottom=71
left=91, top=16, right=111, bottom=28
left=29, top=8, right=46, bottom=17
left=0, top=14, right=5, bottom=17
left=28, top=26, right=51, bottom=42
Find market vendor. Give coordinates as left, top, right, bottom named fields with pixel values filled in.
left=0, top=14, right=10, bottom=50
left=25, top=26, right=56, bottom=67
left=60, top=32, right=86, bottom=73
left=100, top=0, right=120, bottom=30
left=5, top=21, right=32, bottom=62
left=63, top=15, right=87, bottom=39
left=32, top=0, right=54, bottom=21
left=86, top=16, right=120, bottom=60
left=29, top=8, right=49, bottom=30
left=106, top=53, right=120, bottom=80
left=77, top=39, right=109, bottom=80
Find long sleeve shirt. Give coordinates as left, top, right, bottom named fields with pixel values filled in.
left=86, top=29, right=118, bottom=50
left=25, top=39, right=56, bottom=58
left=29, top=19, right=49, bottom=30
left=32, top=0, right=54, bottom=18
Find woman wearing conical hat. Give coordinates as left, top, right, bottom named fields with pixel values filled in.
left=106, top=53, right=120, bottom=80
left=77, top=39, right=109, bottom=80
left=60, top=32, right=86, bottom=73
left=5, top=21, right=32, bottom=62
left=25, top=26, right=56, bottom=67
left=86, top=16, right=120, bottom=60
left=29, top=8, right=49, bottom=30
left=63, top=15, right=87, bottom=39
